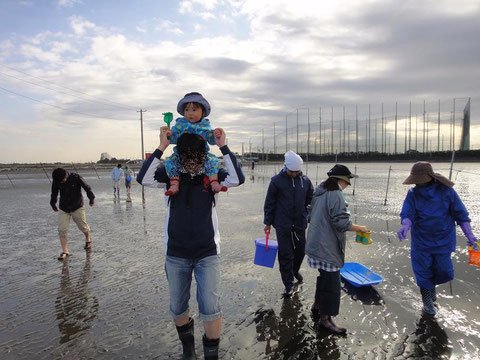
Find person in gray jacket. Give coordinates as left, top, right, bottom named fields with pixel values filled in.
left=264, top=151, right=314, bottom=296
left=305, top=164, right=370, bottom=334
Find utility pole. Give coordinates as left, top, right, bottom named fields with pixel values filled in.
left=423, top=100, right=426, bottom=153
left=355, top=105, right=358, bottom=155
left=319, top=107, right=322, bottom=155
left=331, top=107, right=334, bottom=154
left=368, top=104, right=371, bottom=152
left=296, top=109, right=299, bottom=153
left=262, top=128, right=264, bottom=161
left=137, top=109, right=147, bottom=201
left=273, top=122, right=276, bottom=155
left=343, top=106, right=346, bottom=153
left=381, top=103, right=384, bottom=153
left=437, top=100, right=440, bottom=152
left=307, top=108, right=310, bottom=161
left=394, top=102, right=397, bottom=154
left=409, top=101, right=412, bottom=151
left=285, top=114, right=288, bottom=152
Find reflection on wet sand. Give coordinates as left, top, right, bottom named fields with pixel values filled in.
left=55, top=252, right=98, bottom=344
left=390, top=313, right=451, bottom=358
left=342, top=280, right=384, bottom=306
left=254, top=290, right=342, bottom=360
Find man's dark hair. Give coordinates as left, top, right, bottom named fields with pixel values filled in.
left=52, top=168, right=67, bottom=183
left=117, top=164, right=122, bottom=168
left=177, top=133, right=206, bottom=155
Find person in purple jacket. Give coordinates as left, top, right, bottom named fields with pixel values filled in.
left=398, top=161, right=478, bottom=316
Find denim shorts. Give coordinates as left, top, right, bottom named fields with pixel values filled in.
left=165, top=255, right=221, bottom=321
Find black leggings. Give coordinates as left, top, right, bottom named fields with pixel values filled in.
left=314, top=269, right=341, bottom=316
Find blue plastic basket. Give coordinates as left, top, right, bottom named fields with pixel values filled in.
left=340, top=262, right=384, bottom=287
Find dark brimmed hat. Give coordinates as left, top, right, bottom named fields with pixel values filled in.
left=177, top=92, right=211, bottom=117
left=327, top=164, right=358, bottom=185
left=403, top=161, right=454, bottom=187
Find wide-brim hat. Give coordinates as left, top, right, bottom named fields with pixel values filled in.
left=403, top=161, right=454, bottom=187
left=327, top=164, right=358, bottom=185
left=177, top=92, right=211, bottom=117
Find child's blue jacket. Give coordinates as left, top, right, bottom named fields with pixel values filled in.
left=400, top=181, right=470, bottom=253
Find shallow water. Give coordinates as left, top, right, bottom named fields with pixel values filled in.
left=1, top=162, right=480, bottom=359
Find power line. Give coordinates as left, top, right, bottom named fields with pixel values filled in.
left=0, top=84, right=134, bottom=121
left=0, top=63, right=137, bottom=111
left=0, top=70, right=136, bottom=111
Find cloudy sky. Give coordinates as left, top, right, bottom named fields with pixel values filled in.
left=0, top=0, right=479, bottom=163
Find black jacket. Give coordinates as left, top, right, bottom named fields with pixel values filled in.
left=137, top=146, right=245, bottom=259
left=264, top=168, right=314, bottom=231
left=50, top=173, right=95, bottom=213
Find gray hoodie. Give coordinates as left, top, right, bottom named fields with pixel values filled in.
left=305, top=184, right=352, bottom=268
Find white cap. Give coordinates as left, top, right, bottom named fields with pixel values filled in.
left=284, top=150, right=303, bottom=171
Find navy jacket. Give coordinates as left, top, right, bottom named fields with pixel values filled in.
left=50, top=173, right=95, bottom=213
left=264, top=168, right=314, bottom=231
left=137, top=145, right=244, bottom=259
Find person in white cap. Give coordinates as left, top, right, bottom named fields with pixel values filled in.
left=264, top=150, right=314, bottom=296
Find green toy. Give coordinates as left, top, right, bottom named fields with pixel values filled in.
left=162, top=112, right=173, bottom=128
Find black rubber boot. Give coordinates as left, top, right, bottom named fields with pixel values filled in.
left=202, top=334, right=219, bottom=360
left=176, top=318, right=197, bottom=360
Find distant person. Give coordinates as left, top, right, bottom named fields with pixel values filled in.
left=306, top=164, right=370, bottom=334
left=111, top=163, right=123, bottom=198
left=397, top=161, right=479, bottom=316
left=124, top=165, right=133, bottom=200
left=50, top=168, right=95, bottom=260
left=264, top=150, right=314, bottom=297
left=251, top=161, right=255, bottom=170
left=164, top=92, right=227, bottom=196
left=137, top=128, right=244, bottom=360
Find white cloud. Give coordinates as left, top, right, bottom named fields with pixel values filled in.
left=154, top=20, right=184, bottom=35
left=58, top=0, right=83, bottom=7
left=179, top=0, right=219, bottom=13
left=69, top=16, right=98, bottom=36
left=20, top=44, right=62, bottom=62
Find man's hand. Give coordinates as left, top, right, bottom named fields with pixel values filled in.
left=158, top=126, right=171, bottom=151
left=52, top=206, right=58, bottom=212
left=264, top=224, right=271, bottom=235
left=213, top=128, right=226, bottom=147
left=89, top=200, right=95, bottom=207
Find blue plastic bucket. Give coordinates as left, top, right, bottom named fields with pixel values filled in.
left=254, top=233, right=278, bottom=268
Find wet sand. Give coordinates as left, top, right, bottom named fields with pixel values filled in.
left=1, top=162, right=479, bottom=359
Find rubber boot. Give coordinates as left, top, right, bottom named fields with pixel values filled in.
left=176, top=318, right=197, bottom=360
left=420, top=287, right=436, bottom=315
left=202, top=334, right=219, bottom=360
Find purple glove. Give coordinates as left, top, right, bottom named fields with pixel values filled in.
left=397, top=218, right=412, bottom=241
left=460, top=222, right=479, bottom=251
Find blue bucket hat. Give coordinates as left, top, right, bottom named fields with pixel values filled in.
left=177, top=92, right=211, bottom=117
